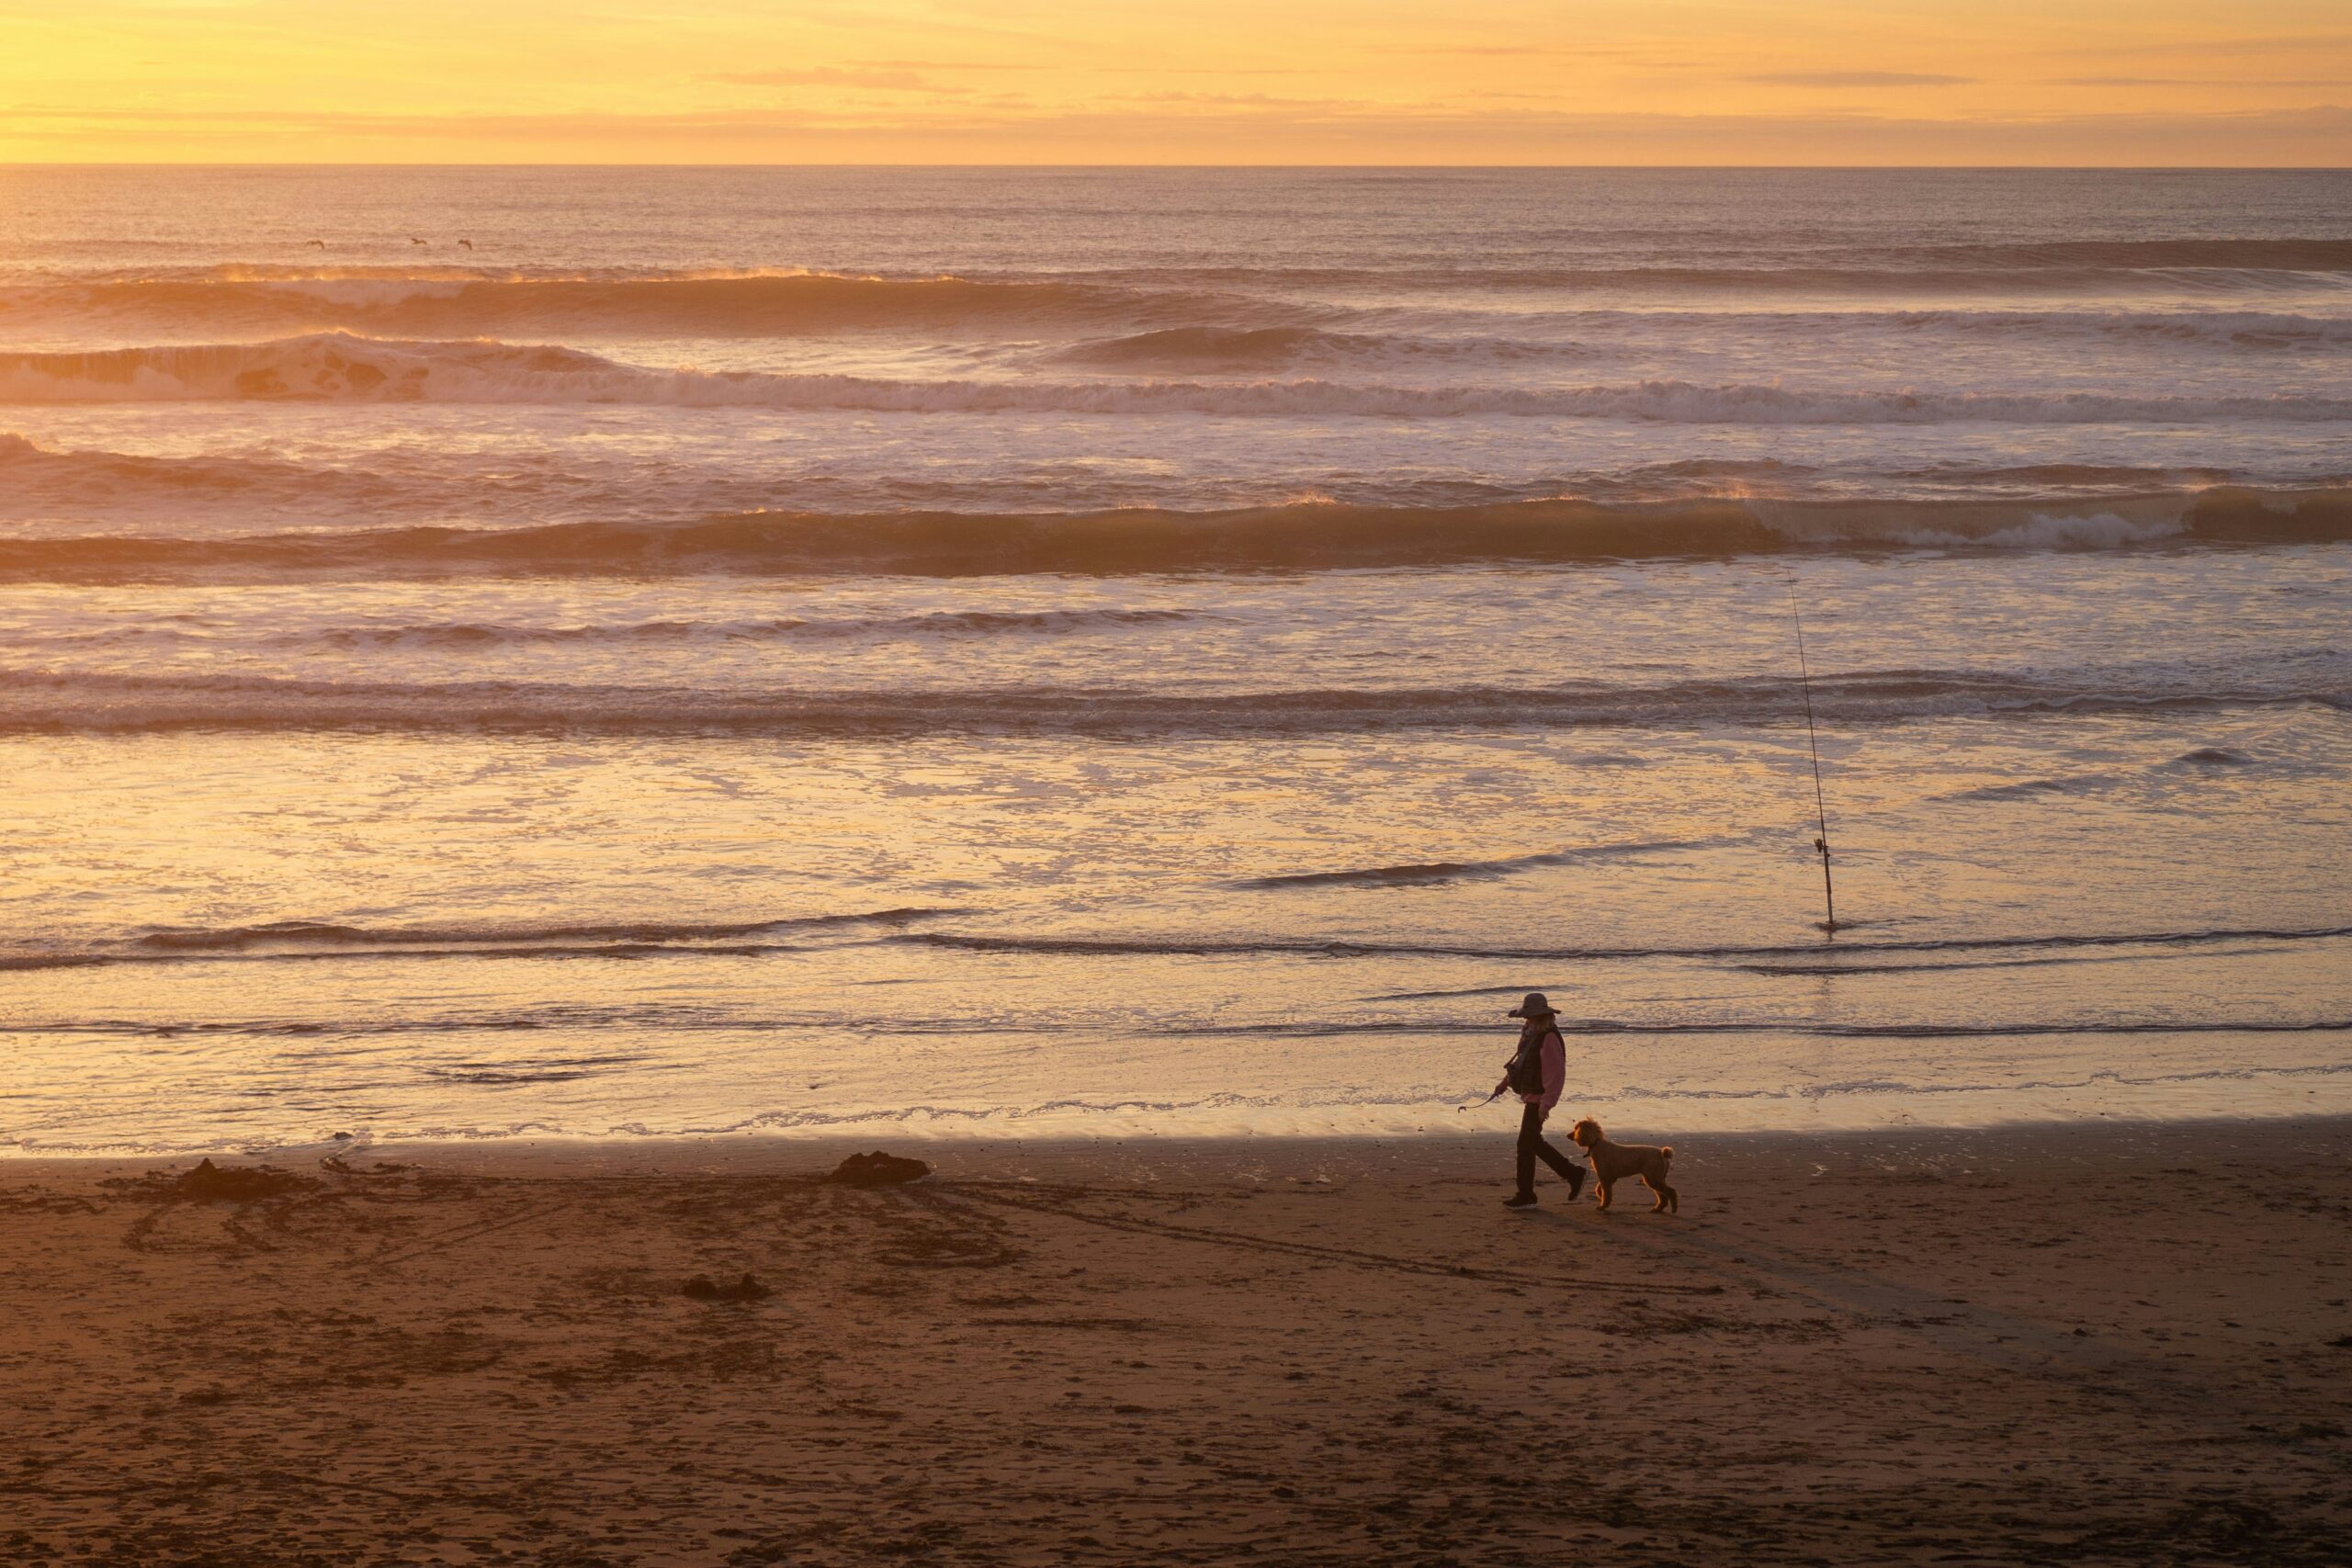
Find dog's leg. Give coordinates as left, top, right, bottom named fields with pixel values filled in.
left=1659, top=1179, right=1678, bottom=1213
left=1596, top=1177, right=1614, bottom=1211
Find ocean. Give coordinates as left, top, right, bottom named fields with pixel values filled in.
left=0, top=165, right=2346, bottom=1155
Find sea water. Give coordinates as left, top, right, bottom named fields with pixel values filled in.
left=0, top=166, right=2346, bottom=1153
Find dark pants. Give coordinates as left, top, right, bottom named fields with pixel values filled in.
left=1515, top=1101, right=1582, bottom=1196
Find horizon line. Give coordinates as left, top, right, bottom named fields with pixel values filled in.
left=5, top=161, right=2349, bottom=172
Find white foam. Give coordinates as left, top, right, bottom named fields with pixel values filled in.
left=7, top=334, right=2351, bottom=423
left=1886, top=512, right=2189, bottom=551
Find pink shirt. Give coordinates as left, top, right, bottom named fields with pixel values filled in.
left=1516, top=1027, right=1566, bottom=1112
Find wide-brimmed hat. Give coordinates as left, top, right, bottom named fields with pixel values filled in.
left=1508, top=991, right=1555, bottom=1019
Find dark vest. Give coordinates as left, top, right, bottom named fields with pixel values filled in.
left=1505, top=1026, right=1552, bottom=1096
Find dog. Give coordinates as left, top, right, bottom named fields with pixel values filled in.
left=1567, top=1118, right=1678, bottom=1213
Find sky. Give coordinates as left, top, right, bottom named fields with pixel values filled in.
left=1, top=0, right=2346, bottom=164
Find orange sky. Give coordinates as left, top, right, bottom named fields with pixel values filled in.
left=2, top=1, right=2346, bottom=164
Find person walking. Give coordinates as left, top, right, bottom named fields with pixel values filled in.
left=1497, top=991, right=1583, bottom=1208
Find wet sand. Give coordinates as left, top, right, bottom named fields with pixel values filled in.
left=2, top=1120, right=2347, bottom=1566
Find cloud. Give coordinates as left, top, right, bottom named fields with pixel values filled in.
left=1746, top=72, right=1974, bottom=87
left=1374, top=44, right=1652, bottom=58
left=1089, top=66, right=1305, bottom=75
left=708, top=67, right=955, bottom=92
left=851, top=59, right=1044, bottom=73
left=2052, top=32, right=2352, bottom=58
left=2048, top=76, right=2350, bottom=87
left=1104, top=90, right=1361, bottom=109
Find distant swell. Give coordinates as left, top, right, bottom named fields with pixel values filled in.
left=238, top=609, right=1200, bottom=650
left=1882, top=308, right=2352, bottom=349
left=2, top=489, right=2346, bottom=582
left=1717, top=239, right=2352, bottom=272
left=8, top=334, right=2352, bottom=423
left=1126, top=243, right=2352, bottom=293
left=1, top=668, right=2338, bottom=737
left=1577, top=307, right=2352, bottom=349
left=7, top=245, right=2349, bottom=343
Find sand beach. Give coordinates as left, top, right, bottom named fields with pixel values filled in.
left=3, top=1119, right=2346, bottom=1566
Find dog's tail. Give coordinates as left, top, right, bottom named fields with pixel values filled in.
left=1660, top=1145, right=1674, bottom=1170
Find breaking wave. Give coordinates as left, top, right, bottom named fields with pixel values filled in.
left=1051, top=325, right=1595, bottom=371
left=1, top=667, right=2339, bottom=737
left=1056, top=325, right=1352, bottom=369
left=0, top=428, right=423, bottom=517
left=1231, top=837, right=1726, bottom=889
left=0, top=268, right=1226, bottom=339
left=2, top=489, right=2344, bottom=581
left=134, top=908, right=956, bottom=951
left=7, top=334, right=2352, bottom=423
left=0, top=907, right=961, bottom=971
left=1939, top=745, right=2270, bottom=803
left=1941, top=773, right=2130, bottom=804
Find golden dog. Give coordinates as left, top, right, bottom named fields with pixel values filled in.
left=1568, top=1118, right=1678, bottom=1213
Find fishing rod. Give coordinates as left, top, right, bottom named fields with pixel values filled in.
left=1786, top=575, right=1838, bottom=935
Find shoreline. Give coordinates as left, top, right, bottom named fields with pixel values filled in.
left=8, top=1107, right=2352, bottom=1175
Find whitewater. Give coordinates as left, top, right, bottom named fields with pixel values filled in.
left=0, top=164, right=2346, bottom=1154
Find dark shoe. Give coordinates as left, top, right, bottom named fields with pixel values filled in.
left=1502, top=1192, right=1538, bottom=1209
left=1566, top=1167, right=1587, bottom=1200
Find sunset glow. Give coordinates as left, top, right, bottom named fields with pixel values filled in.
left=4, top=0, right=2351, bottom=1555
left=2, top=0, right=2346, bottom=164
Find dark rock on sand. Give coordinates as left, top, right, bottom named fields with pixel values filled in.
left=172, top=1159, right=312, bottom=1203
left=829, top=1151, right=932, bottom=1188
left=684, top=1273, right=772, bottom=1303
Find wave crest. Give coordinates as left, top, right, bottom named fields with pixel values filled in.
left=1051, top=325, right=1589, bottom=371
left=0, top=667, right=2338, bottom=737
left=1231, top=837, right=1724, bottom=889
left=1, top=489, right=2343, bottom=582
left=0, top=907, right=962, bottom=971
left=8, top=334, right=2352, bottom=423
left=0, top=268, right=1206, bottom=338
left=1057, top=325, right=1343, bottom=369
left=7, top=239, right=2349, bottom=340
